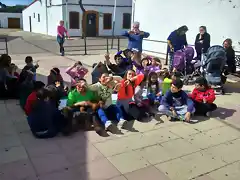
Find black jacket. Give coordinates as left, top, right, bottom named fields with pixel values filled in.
left=195, top=33, right=210, bottom=53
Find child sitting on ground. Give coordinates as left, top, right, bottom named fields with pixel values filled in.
left=148, top=57, right=162, bottom=74
left=189, top=77, right=217, bottom=116
left=89, top=72, right=125, bottom=133
left=27, top=88, right=67, bottom=138
left=47, top=67, right=64, bottom=86
left=66, top=61, right=88, bottom=87
left=147, top=72, right=162, bottom=105
left=132, top=57, right=150, bottom=75
left=20, top=56, right=39, bottom=82
left=158, top=79, right=196, bottom=122
left=160, top=68, right=172, bottom=96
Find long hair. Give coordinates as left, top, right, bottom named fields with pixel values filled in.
left=200, top=26, right=207, bottom=32
left=147, top=72, right=159, bottom=94
left=176, top=25, right=188, bottom=35
left=123, top=70, right=135, bottom=96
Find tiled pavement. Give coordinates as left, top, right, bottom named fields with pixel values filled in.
left=1, top=30, right=240, bottom=180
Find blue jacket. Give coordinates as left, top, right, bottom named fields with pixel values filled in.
left=122, top=31, right=150, bottom=52
left=161, top=90, right=194, bottom=112
left=167, top=30, right=187, bottom=52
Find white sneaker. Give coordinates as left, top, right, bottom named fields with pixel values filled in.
left=118, top=119, right=127, bottom=128
left=206, top=112, right=211, bottom=117
left=105, top=121, right=112, bottom=130
left=189, top=119, right=199, bottom=123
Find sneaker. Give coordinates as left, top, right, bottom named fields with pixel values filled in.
left=189, top=119, right=199, bottom=123
left=205, top=112, right=211, bottom=117
left=106, top=124, right=122, bottom=135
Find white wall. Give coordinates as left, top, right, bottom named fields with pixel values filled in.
left=22, top=0, right=47, bottom=34
left=0, top=13, right=23, bottom=28
left=47, top=6, right=63, bottom=36
left=134, top=0, right=240, bottom=58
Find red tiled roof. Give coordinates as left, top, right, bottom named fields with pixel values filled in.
left=23, top=0, right=38, bottom=10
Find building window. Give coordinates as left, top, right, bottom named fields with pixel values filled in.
left=69, top=11, right=79, bottom=29
left=103, top=13, right=112, bottom=30
left=122, top=13, right=131, bottom=29
left=33, top=13, right=35, bottom=18
left=38, top=14, right=40, bottom=22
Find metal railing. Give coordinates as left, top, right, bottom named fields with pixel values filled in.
left=0, top=37, right=8, bottom=55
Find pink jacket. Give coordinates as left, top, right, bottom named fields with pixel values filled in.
left=57, top=25, right=68, bottom=37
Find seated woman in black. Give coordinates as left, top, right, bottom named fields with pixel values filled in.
left=194, top=26, right=210, bottom=60
left=223, top=38, right=236, bottom=74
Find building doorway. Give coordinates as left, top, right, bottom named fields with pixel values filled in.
left=29, top=16, right=32, bottom=32
left=8, top=18, right=20, bottom=28
left=82, top=11, right=99, bottom=37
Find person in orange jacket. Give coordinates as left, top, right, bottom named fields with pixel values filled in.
left=189, top=77, right=217, bottom=116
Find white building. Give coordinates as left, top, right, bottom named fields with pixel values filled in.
left=0, top=12, right=22, bottom=29
left=133, top=0, right=240, bottom=58
left=22, top=0, right=132, bottom=37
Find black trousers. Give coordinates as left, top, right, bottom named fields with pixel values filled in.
left=193, top=100, right=217, bottom=116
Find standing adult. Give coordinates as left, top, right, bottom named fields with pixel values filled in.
left=57, top=20, right=70, bottom=56
left=167, top=25, right=188, bottom=71
left=223, top=38, right=236, bottom=73
left=122, top=22, right=150, bottom=63
left=194, top=26, right=210, bottom=60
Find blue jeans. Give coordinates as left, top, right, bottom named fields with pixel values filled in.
left=57, top=35, right=65, bottom=54
left=97, top=105, right=123, bottom=126
left=147, top=93, right=162, bottom=105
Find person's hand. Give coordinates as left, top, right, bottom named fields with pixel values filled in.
left=104, top=54, right=110, bottom=61
left=139, top=31, right=144, bottom=35
left=128, top=30, right=134, bottom=34
left=203, top=98, right=207, bottom=103
left=124, top=80, right=130, bottom=86
left=114, top=83, right=121, bottom=91
left=185, top=112, right=191, bottom=122
left=199, top=40, right=203, bottom=44
left=98, top=101, right=105, bottom=108
left=55, top=81, right=61, bottom=87
left=74, top=101, right=88, bottom=106
left=156, top=92, right=161, bottom=97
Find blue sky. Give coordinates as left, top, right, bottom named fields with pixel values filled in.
left=1, top=0, right=33, bottom=6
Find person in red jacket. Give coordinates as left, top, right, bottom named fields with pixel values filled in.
left=189, top=77, right=217, bottom=116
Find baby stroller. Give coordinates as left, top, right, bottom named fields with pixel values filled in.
left=201, top=45, right=227, bottom=94
left=173, top=46, right=200, bottom=84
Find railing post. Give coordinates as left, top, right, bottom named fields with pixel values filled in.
left=5, top=37, right=8, bottom=54
left=84, top=33, right=87, bottom=55
left=106, top=37, right=109, bottom=54
left=117, top=37, right=120, bottom=52
left=165, top=48, right=168, bottom=65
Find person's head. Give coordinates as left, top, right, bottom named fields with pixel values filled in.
left=33, top=81, right=45, bottom=91
left=141, top=57, right=149, bottom=68
left=10, top=63, right=18, bottom=72
left=0, top=54, right=11, bottom=67
left=171, top=71, right=181, bottom=81
left=50, top=67, right=60, bottom=78
left=159, top=68, right=171, bottom=80
left=25, top=56, right=33, bottom=65
left=76, top=78, right=87, bottom=93
left=123, top=49, right=133, bottom=58
left=59, top=20, right=64, bottom=26
left=199, top=26, right=207, bottom=35
left=177, top=25, right=188, bottom=36
left=151, top=57, right=161, bottom=67
left=114, top=54, right=123, bottom=65
left=124, top=69, right=135, bottom=80
left=148, top=72, right=158, bottom=83
left=75, top=61, right=83, bottom=70
left=99, top=72, right=109, bottom=85
left=36, top=88, right=49, bottom=101
left=132, top=21, right=140, bottom=33
left=195, top=77, right=209, bottom=91
left=171, top=79, right=183, bottom=93
left=223, top=38, right=232, bottom=49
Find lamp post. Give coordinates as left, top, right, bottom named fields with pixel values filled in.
left=111, top=0, right=117, bottom=49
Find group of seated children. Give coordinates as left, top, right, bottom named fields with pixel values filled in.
left=0, top=50, right=218, bottom=139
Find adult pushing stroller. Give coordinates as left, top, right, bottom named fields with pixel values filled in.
left=201, top=45, right=227, bottom=94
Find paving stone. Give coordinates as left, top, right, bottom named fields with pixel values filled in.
left=137, top=138, right=200, bottom=165
left=194, top=175, right=215, bottom=180
left=30, top=152, right=71, bottom=175
left=203, top=138, right=240, bottom=164
left=39, top=168, right=81, bottom=180
left=76, top=158, right=120, bottom=180
left=84, top=130, right=117, bottom=144
left=95, top=129, right=179, bottom=157
left=185, top=126, right=240, bottom=149
left=0, top=146, right=28, bottom=165
left=155, top=151, right=226, bottom=180
left=124, top=166, right=171, bottom=180
left=167, top=123, right=200, bottom=138
left=108, top=150, right=150, bottom=174
left=0, top=159, right=36, bottom=180
left=207, top=161, right=240, bottom=180
left=109, top=175, right=127, bottom=180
